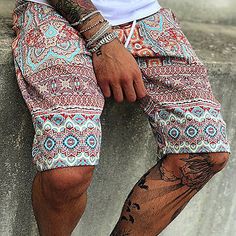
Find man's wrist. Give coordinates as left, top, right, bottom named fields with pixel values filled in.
left=73, top=12, right=120, bottom=55
left=88, top=31, right=118, bottom=53
left=92, top=38, right=122, bottom=57
left=76, top=14, right=106, bottom=40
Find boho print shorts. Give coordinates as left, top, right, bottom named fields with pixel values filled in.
left=11, top=2, right=230, bottom=171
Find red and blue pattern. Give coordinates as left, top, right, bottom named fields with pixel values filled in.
left=114, top=8, right=230, bottom=157
left=12, top=2, right=104, bottom=170
left=12, top=3, right=230, bottom=171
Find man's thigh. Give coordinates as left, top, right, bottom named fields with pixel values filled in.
left=113, top=8, right=230, bottom=158
left=12, top=2, right=105, bottom=171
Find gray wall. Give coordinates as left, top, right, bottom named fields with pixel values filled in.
left=0, top=0, right=236, bottom=236
left=160, top=0, right=236, bottom=25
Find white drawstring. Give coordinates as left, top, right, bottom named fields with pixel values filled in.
left=124, top=19, right=136, bottom=48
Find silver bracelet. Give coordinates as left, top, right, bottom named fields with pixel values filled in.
left=86, top=21, right=111, bottom=47
left=88, top=32, right=118, bottom=53
left=80, top=19, right=106, bottom=34
left=71, top=10, right=100, bottom=27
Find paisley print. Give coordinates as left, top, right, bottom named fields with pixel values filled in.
left=12, top=2, right=230, bottom=171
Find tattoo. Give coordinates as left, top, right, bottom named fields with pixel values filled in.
left=158, top=153, right=217, bottom=227
left=116, top=170, right=150, bottom=229
left=137, top=170, right=151, bottom=190
left=160, top=153, right=216, bottom=190
left=120, top=200, right=141, bottom=224
left=95, top=48, right=102, bottom=56
left=48, top=0, right=96, bottom=23
left=111, top=153, right=224, bottom=235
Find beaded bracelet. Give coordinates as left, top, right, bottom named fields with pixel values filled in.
left=71, top=10, right=100, bottom=27
left=80, top=18, right=106, bottom=34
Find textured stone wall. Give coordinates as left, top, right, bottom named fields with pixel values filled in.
left=0, top=1, right=235, bottom=236
left=159, top=0, right=236, bottom=25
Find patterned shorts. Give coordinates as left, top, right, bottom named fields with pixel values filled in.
left=12, top=2, right=230, bottom=171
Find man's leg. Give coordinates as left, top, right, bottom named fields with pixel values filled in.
left=111, top=152, right=229, bottom=235
left=32, top=166, right=95, bottom=236
left=12, top=3, right=105, bottom=235
left=110, top=8, right=230, bottom=235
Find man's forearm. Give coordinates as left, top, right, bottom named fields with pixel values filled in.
left=48, top=0, right=109, bottom=40
left=48, top=0, right=97, bottom=25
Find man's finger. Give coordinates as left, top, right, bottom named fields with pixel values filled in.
left=122, top=81, right=137, bottom=103
left=111, top=84, right=124, bottom=103
left=134, top=76, right=147, bottom=99
left=99, top=82, right=111, bottom=98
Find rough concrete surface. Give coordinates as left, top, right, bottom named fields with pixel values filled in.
left=0, top=1, right=236, bottom=236
left=159, top=0, right=236, bottom=26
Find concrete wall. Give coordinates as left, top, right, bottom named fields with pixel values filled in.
left=0, top=0, right=236, bottom=236
left=159, top=0, right=236, bottom=25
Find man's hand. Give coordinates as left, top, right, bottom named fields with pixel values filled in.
left=92, top=39, right=147, bottom=103
left=47, top=1, right=147, bottom=103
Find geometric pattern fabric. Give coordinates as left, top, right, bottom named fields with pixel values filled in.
left=12, top=2, right=230, bottom=171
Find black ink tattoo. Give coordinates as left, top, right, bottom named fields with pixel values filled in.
left=96, top=48, right=102, bottom=56
left=160, top=153, right=216, bottom=190
left=120, top=200, right=141, bottom=224
left=137, top=170, right=150, bottom=190
left=48, top=0, right=96, bottom=23
left=158, top=153, right=218, bottom=228
left=111, top=153, right=223, bottom=235
left=179, top=153, right=215, bottom=190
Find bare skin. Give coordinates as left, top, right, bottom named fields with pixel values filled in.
left=110, top=152, right=229, bottom=235
left=32, top=166, right=95, bottom=236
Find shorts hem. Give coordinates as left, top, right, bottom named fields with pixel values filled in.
left=157, top=143, right=231, bottom=160
left=34, top=155, right=100, bottom=172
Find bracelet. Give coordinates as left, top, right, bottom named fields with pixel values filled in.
left=86, top=21, right=111, bottom=47
left=88, top=32, right=118, bottom=53
left=89, top=32, right=117, bottom=53
left=80, top=18, right=106, bottom=34
left=86, top=21, right=110, bottom=44
left=71, top=10, right=100, bottom=27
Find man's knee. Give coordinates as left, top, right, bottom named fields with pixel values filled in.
left=207, top=152, right=230, bottom=172
left=161, top=152, right=229, bottom=189
left=167, top=152, right=229, bottom=172
left=39, top=166, right=95, bottom=207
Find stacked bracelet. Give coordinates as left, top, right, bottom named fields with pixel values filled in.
left=88, top=32, right=118, bottom=53
left=86, top=21, right=111, bottom=48
left=71, top=10, right=100, bottom=27
left=80, top=18, right=106, bottom=34
left=77, top=11, right=117, bottom=54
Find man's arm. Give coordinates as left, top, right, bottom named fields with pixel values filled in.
left=48, top=0, right=106, bottom=40
left=48, top=0, right=96, bottom=22
left=48, top=0, right=147, bottom=103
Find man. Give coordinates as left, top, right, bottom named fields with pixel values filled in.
left=11, top=0, right=230, bottom=235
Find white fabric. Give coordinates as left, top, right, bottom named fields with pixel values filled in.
left=26, top=0, right=51, bottom=6
left=91, top=0, right=161, bottom=25
left=26, top=0, right=161, bottom=26
left=124, top=20, right=136, bottom=48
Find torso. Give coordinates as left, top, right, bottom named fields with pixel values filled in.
left=24, top=0, right=161, bottom=25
